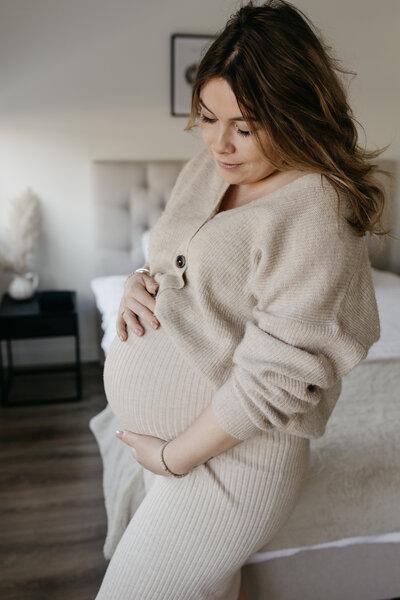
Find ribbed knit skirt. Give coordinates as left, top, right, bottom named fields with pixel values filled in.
left=96, top=324, right=310, bottom=600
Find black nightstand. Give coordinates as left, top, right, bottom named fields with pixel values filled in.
left=0, top=291, right=82, bottom=406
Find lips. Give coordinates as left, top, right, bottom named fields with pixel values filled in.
left=217, top=160, right=242, bottom=169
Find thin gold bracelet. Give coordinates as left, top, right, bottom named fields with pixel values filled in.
left=159, top=441, right=189, bottom=478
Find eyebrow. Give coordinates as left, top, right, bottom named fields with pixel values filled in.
left=199, top=98, right=257, bottom=122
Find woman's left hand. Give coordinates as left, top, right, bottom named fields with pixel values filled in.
left=115, top=430, right=171, bottom=476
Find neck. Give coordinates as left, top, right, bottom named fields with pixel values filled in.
left=234, top=168, right=280, bottom=201
left=229, top=168, right=305, bottom=207
left=261, top=167, right=280, bottom=181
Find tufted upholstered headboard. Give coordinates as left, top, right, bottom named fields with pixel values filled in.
left=93, top=160, right=186, bottom=276
left=92, top=158, right=400, bottom=277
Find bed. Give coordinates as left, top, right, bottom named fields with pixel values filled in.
left=89, top=158, right=400, bottom=600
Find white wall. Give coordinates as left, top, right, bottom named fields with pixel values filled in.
left=0, top=0, right=399, bottom=365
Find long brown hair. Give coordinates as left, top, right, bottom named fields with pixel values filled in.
left=185, top=0, right=394, bottom=240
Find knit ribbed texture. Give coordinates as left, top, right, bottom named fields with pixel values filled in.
left=100, top=320, right=310, bottom=598
left=146, top=149, right=380, bottom=441
left=104, top=323, right=218, bottom=441
left=96, top=442, right=309, bottom=599
left=98, top=150, right=380, bottom=598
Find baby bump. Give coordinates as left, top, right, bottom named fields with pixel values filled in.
left=103, top=324, right=215, bottom=439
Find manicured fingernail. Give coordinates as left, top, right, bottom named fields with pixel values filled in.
left=135, top=328, right=143, bottom=336
left=115, top=430, right=124, bottom=439
left=151, top=320, right=158, bottom=329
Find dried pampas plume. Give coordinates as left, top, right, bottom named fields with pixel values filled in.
left=0, top=189, right=40, bottom=274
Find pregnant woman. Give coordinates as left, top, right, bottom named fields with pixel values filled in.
left=96, top=1, right=387, bottom=598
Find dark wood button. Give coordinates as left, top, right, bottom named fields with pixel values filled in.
left=307, top=384, right=316, bottom=392
left=175, top=255, right=185, bottom=268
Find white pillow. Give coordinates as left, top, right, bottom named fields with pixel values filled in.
left=91, top=275, right=127, bottom=356
left=91, top=230, right=152, bottom=356
left=367, top=267, right=400, bottom=360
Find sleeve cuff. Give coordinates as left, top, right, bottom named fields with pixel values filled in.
left=211, top=378, right=262, bottom=441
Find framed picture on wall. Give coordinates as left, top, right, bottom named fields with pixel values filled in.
left=171, top=34, right=216, bottom=117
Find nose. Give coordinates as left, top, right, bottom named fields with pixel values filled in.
left=212, top=123, right=235, bottom=154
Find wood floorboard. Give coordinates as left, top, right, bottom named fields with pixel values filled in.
left=0, top=363, right=109, bottom=600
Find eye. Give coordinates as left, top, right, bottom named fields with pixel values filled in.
left=199, top=114, right=216, bottom=124
left=234, top=123, right=252, bottom=137
left=199, top=113, right=253, bottom=137
left=236, top=128, right=251, bottom=137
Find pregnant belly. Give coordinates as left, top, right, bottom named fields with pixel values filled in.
left=103, top=324, right=214, bottom=439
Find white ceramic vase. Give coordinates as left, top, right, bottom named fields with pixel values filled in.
left=8, top=272, right=39, bottom=300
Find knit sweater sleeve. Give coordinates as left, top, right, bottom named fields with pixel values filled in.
left=210, top=199, right=380, bottom=442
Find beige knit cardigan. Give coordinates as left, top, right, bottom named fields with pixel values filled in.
left=145, top=149, right=380, bottom=442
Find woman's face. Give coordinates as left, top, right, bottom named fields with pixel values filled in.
left=199, top=77, right=279, bottom=186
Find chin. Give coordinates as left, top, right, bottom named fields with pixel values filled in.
left=217, top=171, right=238, bottom=183
left=216, top=162, right=243, bottom=174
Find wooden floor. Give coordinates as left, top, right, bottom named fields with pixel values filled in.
left=0, top=363, right=109, bottom=600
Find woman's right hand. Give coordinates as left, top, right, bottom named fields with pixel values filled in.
left=117, top=272, right=160, bottom=341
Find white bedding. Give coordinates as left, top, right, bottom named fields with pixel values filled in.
left=367, top=267, right=400, bottom=359
left=248, top=532, right=400, bottom=563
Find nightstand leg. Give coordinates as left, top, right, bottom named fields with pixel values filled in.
left=75, top=328, right=82, bottom=401
left=0, top=340, right=13, bottom=406
left=6, top=339, right=13, bottom=387
left=0, top=341, right=4, bottom=405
